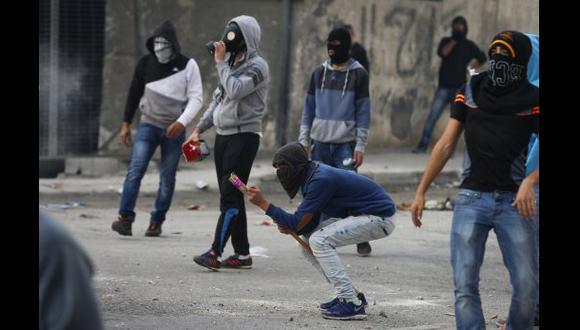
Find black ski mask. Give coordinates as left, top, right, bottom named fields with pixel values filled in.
left=327, top=27, right=351, bottom=65
left=451, top=16, right=468, bottom=41
left=487, top=31, right=530, bottom=89
left=272, top=143, right=310, bottom=199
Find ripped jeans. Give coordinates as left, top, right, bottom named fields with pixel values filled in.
left=303, top=214, right=396, bottom=300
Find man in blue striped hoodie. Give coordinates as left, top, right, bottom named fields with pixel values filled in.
left=299, top=27, right=373, bottom=257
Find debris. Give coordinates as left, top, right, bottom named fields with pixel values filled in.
left=195, top=180, right=209, bottom=190
left=155, top=276, right=160, bottom=279
left=375, top=266, right=380, bottom=271
left=181, top=253, right=187, bottom=257
left=42, top=182, right=63, bottom=189
left=379, top=311, right=388, bottom=318
left=187, top=204, right=200, bottom=210
left=444, top=312, right=455, bottom=317
left=416, top=296, right=424, bottom=300
left=288, top=317, right=294, bottom=322
left=491, top=314, right=498, bottom=320
left=249, top=246, right=269, bottom=258
left=79, top=214, right=98, bottom=219
left=218, top=303, right=224, bottom=307
left=152, top=298, right=158, bottom=301
left=148, top=280, right=154, bottom=285
left=171, top=232, right=183, bottom=235
left=41, top=202, right=84, bottom=210
left=424, top=200, right=439, bottom=209
left=396, top=202, right=412, bottom=211
left=179, top=280, right=184, bottom=284
left=373, top=300, right=377, bottom=306
left=256, top=219, right=273, bottom=226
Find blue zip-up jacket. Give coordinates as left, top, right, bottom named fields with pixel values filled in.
left=266, top=162, right=395, bottom=235
left=299, top=59, right=371, bottom=152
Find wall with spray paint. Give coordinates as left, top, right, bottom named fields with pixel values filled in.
left=286, top=0, right=539, bottom=150
left=99, top=0, right=538, bottom=154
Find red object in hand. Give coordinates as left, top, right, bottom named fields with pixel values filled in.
left=182, top=139, right=209, bottom=162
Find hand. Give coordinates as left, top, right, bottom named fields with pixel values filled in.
left=411, top=194, right=425, bottom=228
left=214, top=41, right=226, bottom=64
left=512, top=178, right=537, bottom=220
left=166, top=122, right=185, bottom=139
left=352, top=151, right=364, bottom=168
left=182, top=128, right=201, bottom=148
left=120, top=122, right=131, bottom=146
left=248, top=185, right=270, bottom=210
left=277, top=224, right=291, bottom=235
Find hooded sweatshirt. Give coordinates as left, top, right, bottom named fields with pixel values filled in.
left=299, top=58, right=370, bottom=152
left=437, top=17, right=487, bottom=88
left=266, top=162, right=396, bottom=235
left=196, top=15, right=270, bottom=136
left=123, top=20, right=203, bottom=129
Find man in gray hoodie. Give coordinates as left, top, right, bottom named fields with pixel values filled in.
left=185, top=15, right=269, bottom=271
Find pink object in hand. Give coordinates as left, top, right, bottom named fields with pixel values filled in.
left=228, top=173, right=248, bottom=193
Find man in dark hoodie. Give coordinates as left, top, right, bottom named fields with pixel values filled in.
left=185, top=15, right=269, bottom=270
left=413, top=16, right=487, bottom=153
left=246, top=142, right=397, bottom=320
left=299, top=27, right=373, bottom=257
left=343, top=24, right=370, bottom=75
left=111, top=21, right=203, bottom=237
left=411, top=31, right=539, bottom=330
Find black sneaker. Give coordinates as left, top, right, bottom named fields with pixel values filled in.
left=221, top=254, right=252, bottom=269
left=112, top=216, right=132, bottom=236
left=145, top=222, right=162, bottom=237
left=193, top=251, right=221, bottom=271
left=357, top=242, right=372, bottom=257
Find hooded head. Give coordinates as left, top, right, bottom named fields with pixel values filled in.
left=272, top=142, right=310, bottom=199
left=327, top=27, right=351, bottom=65
left=487, top=31, right=531, bottom=89
left=451, top=16, right=468, bottom=40
left=472, top=31, right=538, bottom=113
left=146, top=20, right=181, bottom=64
left=227, top=15, right=261, bottom=54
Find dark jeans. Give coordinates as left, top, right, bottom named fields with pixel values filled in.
left=118, top=123, right=184, bottom=223
left=416, top=86, right=457, bottom=149
left=210, top=133, right=260, bottom=257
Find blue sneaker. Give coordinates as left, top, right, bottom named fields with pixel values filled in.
left=321, top=298, right=367, bottom=320
left=320, top=292, right=368, bottom=311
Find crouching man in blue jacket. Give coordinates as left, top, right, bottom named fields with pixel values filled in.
left=247, top=142, right=397, bottom=320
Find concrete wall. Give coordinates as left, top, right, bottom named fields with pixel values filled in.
left=99, top=0, right=539, bottom=154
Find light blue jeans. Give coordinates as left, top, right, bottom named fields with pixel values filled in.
left=451, top=189, right=539, bottom=330
left=304, top=214, right=396, bottom=301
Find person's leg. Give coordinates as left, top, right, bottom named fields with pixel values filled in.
left=414, top=87, right=454, bottom=152
left=210, top=134, right=259, bottom=258
left=450, top=189, right=493, bottom=330
left=148, top=130, right=185, bottom=228
left=228, top=133, right=260, bottom=257
left=492, top=191, right=538, bottom=330
left=118, top=123, right=161, bottom=221
left=310, top=141, right=332, bottom=164
left=308, top=214, right=396, bottom=301
left=193, top=135, right=226, bottom=271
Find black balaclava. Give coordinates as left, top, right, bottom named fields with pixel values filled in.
left=221, top=22, right=246, bottom=67
left=451, top=16, right=468, bottom=41
left=473, top=30, right=536, bottom=113
left=272, top=142, right=310, bottom=199
left=487, top=31, right=530, bottom=89
left=327, top=27, right=351, bottom=65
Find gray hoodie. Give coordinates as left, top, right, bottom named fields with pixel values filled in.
left=196, top=15, right=269, bottom=136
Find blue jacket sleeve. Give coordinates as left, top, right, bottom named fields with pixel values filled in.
left=265, top=177, right=334, bottom=231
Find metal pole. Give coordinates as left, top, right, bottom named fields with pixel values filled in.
left=48, top=0, right=60, bottom=157
left=275, top=0, right=293, bottom=148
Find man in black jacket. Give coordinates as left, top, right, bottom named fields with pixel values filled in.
left=412, top=16, right=486, bottom=153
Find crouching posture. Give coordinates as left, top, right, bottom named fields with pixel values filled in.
left=247, top=142, right=397, bottom=320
